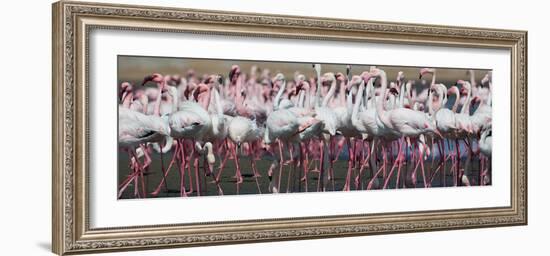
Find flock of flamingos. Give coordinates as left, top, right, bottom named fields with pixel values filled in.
left=118, top=64, right=492, bottom=199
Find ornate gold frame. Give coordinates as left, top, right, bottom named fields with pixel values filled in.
left=52, top=1, right=527, bottom=255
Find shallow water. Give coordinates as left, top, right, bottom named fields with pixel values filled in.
left=118, top=140, right=489, bottom=199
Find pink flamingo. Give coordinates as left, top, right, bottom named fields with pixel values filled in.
left=368, top=68, right=442, bottom=189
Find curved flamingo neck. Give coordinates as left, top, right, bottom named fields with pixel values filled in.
left=235, top=75, right=244, bottom=105
left=200, top=89, right=211, bottom=110
left=322, top=79, right=336, bottom=107
left=469, top=70, right=476, bottom=88
left=338, top=79, right=347, bottom=106
left=273, top=80, right=286, bottom=110
left=398, top=81, right=409, bottom=108
left=430, top=70, right=437, bottom=86
left=375, top=70, right=388, bottom=115
left=352, top=81, right=366, bottom=121
left=302, top=83, right=311, bottom=109
left=460, top=83, right=472, bottom=114
left=121, top=91, right=133, bottom=108
left=313, top=65, right=322, bottom=108
left=427, top=88, right=434, bottom=115
left=153, top=80, right=164, bottom=116
left=450, top=88, right=460, bottom=113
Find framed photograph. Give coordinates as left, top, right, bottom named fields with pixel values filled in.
left=52, top=1, right=527, bottom=255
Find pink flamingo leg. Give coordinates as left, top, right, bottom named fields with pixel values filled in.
left=193, top=153, right=201, bottom=196
left=343, top=137, right=354, bottom=191
left=419, top=142, right=428, bottom=188
left=185, top=141, right=194, bottom=194
left=299, top=142, right=309, bottom=192
left=394, top=139, right=405, bottom=189
left=411, top=142, right=420, bottom=188
left=215, top=139, right=231, bottom=182
left=232, top=144, right=243, bottom=195
left=383, top=138, right=404, bottom=189
left=152, top=139, right=181, bottom=196
left=277, top=140, right=285, bottom=192
left=317, top=139, right=325, bottom=192
left=286, top=142, right=294, bottom=193
left=367, top=144, right=386, bottom=190
left=249, top=143, right=262, bottom=194
left=455, top=139, right=461, bottom=186
left=179, top=140, right=188, bottom=197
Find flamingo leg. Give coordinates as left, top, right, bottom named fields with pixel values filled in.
left=367, top=144, right=386, bottom=190
left=179, top=140, right=188, bottom=197
left=317, top=139, right=325, bottom=192
left=186, top=141, right=194, bottom=194
left=118, top=149, right=144, bottom=199
left=395, top=138, right=404, bottom=189
left=249, top=143, right=262, bottom=194
left=383, top=137, right=403, bottom=189
left=215, top=139, right=231, bottom=182
left=355, top=140, right=370, bottom=190
left=152, top=139, right=182, bottom=196
left=299, top=142, right=308, bottom=192
left=455, top=139, right=462, bottom=186
left=343, top=137, right=354, bottom=191
left=286, top=142, right=294, bottom=193
left=233, top=144, right=243, bottom=195
left=419, top=141, right=428, bottom=188
left=158, top=139, right=169, bottom=192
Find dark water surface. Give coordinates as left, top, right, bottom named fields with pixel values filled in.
left=118, top=142, right=488, bottom=199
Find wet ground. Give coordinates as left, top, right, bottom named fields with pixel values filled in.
left=118, top=143, right=490, bottom=199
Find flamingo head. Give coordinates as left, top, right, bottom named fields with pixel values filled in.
left=228, top=65, right=241, bottom=83
left=272, top=73, right=286, bottom=86
left=321, top=72, right=336, bottom=86
left=347, top=75, right=363, bottom=92
left=119, top=82, right=133, bottom=101
left=168, top=112, right=205, bottom=137
left=192, top=83, right=210, bottom=101
left=335, top=72, right=347, bottom=83
left=204, top=74, right=223, bottom=88
left=447, top=85, right=460, bottom=97
left=360, top=71, right=373, bottom=85
left=389, top=87, right=399, bottom=96
left=396, top=71, right=405, bottom=82
left=368, top=67, right=385, bottom=80
left=481, top=73, right=491, bottom=86
left=419, top=68, right=435, bottom=79
left=142, top=73, right=163, bottom=86
left=296, top=79, right=310, bottom=92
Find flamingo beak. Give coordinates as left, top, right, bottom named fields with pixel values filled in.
left=119, top=87, right=126, bottom=101
left=142, top=75, right=154, bottom=86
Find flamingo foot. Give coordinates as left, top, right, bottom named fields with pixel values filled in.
left=235, top=175, right=243, bottom=184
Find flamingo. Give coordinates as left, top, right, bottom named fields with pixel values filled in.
left=478, top=125, right=492, bottom=185
left=118, top=74, right=170, bottom=198
left=227, top=116, right=264, bottom=193
left=264, top=73, right=301, bottom=193
left=151, top=75, right=215, bottom=197
left=368, top=67, right=441, bottom=189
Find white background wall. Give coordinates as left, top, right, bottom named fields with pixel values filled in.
left=0, top=0, right=546, bottom=255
